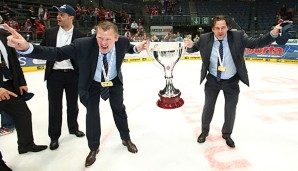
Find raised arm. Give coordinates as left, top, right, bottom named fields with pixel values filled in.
left=3, top=23, right=30, bottom=51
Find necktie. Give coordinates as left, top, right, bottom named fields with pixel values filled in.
left=216, top=40, right=223, bottom=81
left=0, top=51, right=13, bottom=83
left=101, top=54, right=110, bottom=101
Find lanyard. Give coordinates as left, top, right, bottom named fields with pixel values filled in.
left=100, top=46, right=115, bottom=81
left=216, top=43, right=224, bottom=67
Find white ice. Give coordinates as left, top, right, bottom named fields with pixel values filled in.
left=1, top=60, right=298, bottom=171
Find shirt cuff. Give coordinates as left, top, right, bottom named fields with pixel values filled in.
left=270, top=31, right=279, bottom=38
left=133, top=46, right=140, bottom=53
left=16, top=43, right=34, bottom=54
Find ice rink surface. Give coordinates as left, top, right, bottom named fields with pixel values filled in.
left=1, top=60, right=298, bottom=171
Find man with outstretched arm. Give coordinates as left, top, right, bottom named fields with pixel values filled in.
left=3, top=21, right=149, bottom=167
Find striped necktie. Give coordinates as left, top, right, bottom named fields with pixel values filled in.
left=216, top=40, right=223, bottom=81
left=0, top=51, right=13, bottom=85
left=101, top=54, right=110, bottom=101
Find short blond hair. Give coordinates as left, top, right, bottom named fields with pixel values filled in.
left=96, top=20, right=118, bottom=35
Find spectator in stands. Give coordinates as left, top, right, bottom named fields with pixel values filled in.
left=23, top=18, right=33, bottom=32
left=4, top=17, right=20, bottom=31
left=175, top=32, right=183, bottom=42
left=91, top=27, right=96, bottom=35
left=177, top=5, right=182, bottom=15
left=142, top=32, right=148, bottom=40
left=138, top=17, right=144, bottom=24
left=280, top=4, right=287, bottom=18
left=35, top=19, right=44, bottom=39
left=151, top=34, right=159, bottom=42
left=38, top=4, right=45, bottom=26
left=0, top=3, right=10, bottom=21
left=27, top=6, right=36, bottom=27
left=130, top=20, right=138, bottom=35
left=75, top=3, right=81, bottom=27
left=286, top=8, right=293, bottom=21
left=86, top=7, right=94, bottom=26
left=43, top=8, right=51, bottom=28
left=110, top=10, right=116, bottom=23
left=124, top=23, right=130, bottom=32
left=193, top=34, right=199, bottom=42
left=160, top=0, right=165, bottom=7
left=124, top=30, right=131, bottom=39
left=40, top=4, right=85, bottom=151
left=183, top=15, right=289, bottom=148
left=98, top=8, right=105, bottom=22
left=137, top=22, right=144, bottom=35
left=144, top=5, right=150, bottom=14
left=92, top=8, right=99, bottom=24
left=124, top=16, right=130, bottom=27
left=81, top=6, right=87, bottom=27
left=104, top=9, right=111, bottom=21
left=163, top=32, right=170, bottom=42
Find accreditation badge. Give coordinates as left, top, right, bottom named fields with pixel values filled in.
left=101, top=81, right=113, bottom=87
left=218, top=66, right=226, bottom=72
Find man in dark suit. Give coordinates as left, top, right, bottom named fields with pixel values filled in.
left=184, top=15, right=287, bottom=148
left=0, top=29, right=47, bottom=159
left=40, top=4, right=85, bottom=151
left=4, top=21, right=149, bottom=167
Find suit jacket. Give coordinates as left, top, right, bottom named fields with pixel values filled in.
left=40, top=27, right=85, bottom=80
left=26, top=35, right=135, bottom=103
left=188, top=30, right=275, bottom=86
left=0, top=29, right=27, bottom=95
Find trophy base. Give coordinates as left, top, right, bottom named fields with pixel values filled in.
left=157, top=92, right=184, bottom=109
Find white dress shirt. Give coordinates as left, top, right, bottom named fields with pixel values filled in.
left=209, top=35, right=237, bottom=79
left=0, top=39, right=10, bottom=81
left=53, top=26, right=74, bottom=70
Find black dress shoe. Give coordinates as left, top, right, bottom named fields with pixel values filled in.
left=197, top=133, right=208, bottom=143
left=0, top=159, right=12, bottom=171
left=122, top=139, right=138, bottom=153
left=70, top=130, right=85, bottom=137
left=223, top=136, right=235, bottom=148
left=85, top=149, right=99, bottom=167
left=18, top=143, right=48, bottom=154
left=50, top=140, right=59, bottom=150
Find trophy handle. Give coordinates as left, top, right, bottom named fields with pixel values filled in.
left=172, top=43, right=183, bottom=70
left=146, top=47, right=166, bottom=69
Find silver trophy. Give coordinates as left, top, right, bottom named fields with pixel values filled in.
left=149, top=43, right=184, bottom=109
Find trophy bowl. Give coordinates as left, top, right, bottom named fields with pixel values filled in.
left=149, top=43, right=184, bottom=109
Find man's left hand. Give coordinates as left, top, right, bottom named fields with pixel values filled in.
left=136, top=40, right=150, bottom=52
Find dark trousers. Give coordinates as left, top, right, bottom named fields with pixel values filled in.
left=0, top=81, right=34, bottom=148
left=86, top=77, right=130, bottom=151
left=201, top=74, right=240, bottom=136
left=47, top=70, right=79, bottom=141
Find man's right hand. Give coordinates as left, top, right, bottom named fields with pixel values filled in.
left=0, top=87, right=17, bottom=101
left=183, top=38, right=194, bottom=48
left=2, top=23, right=30, bottom=51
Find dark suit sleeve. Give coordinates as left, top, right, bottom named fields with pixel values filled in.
left=241, top=31, right=275, bottom=49
left=187, top=34, right=205, bottom=53
left=28, top=42, right=77, bottom=62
